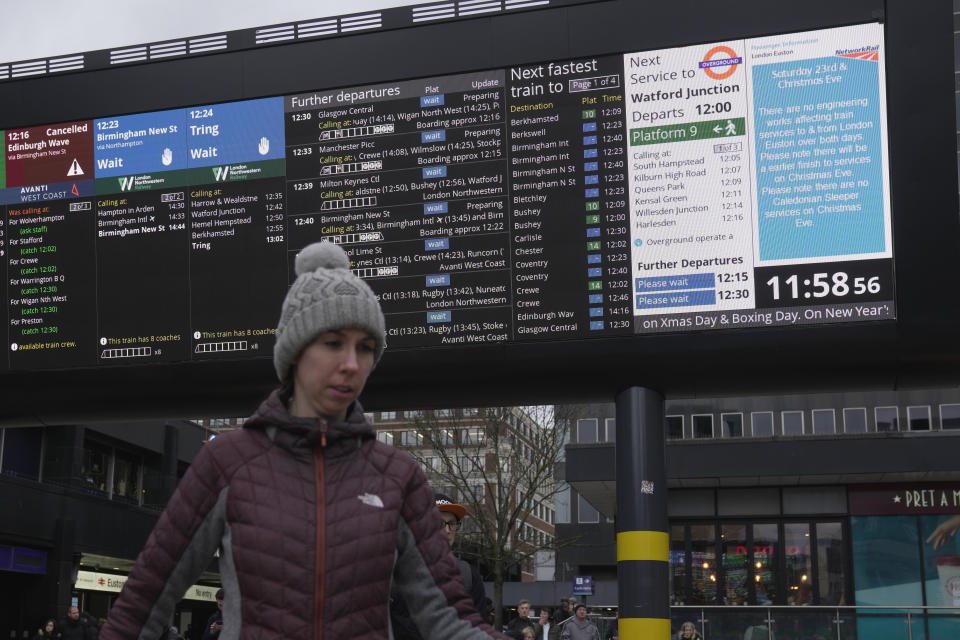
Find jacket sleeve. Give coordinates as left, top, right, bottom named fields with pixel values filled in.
left=393, top=463, right=508, bottom=640
left=100, top=440, right=233, bottom=640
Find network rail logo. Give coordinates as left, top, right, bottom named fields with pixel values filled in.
left=835, top=45, right=879, bottom=61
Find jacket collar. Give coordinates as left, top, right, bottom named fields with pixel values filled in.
left=244, top=390, right=373, bottom=452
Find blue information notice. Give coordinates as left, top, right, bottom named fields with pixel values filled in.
left=752, top=56, right=886, bottom=261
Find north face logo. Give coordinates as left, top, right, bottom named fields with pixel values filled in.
left=358, top=493, right=384, bottom=508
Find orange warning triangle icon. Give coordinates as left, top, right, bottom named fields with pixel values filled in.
left=71, top=183, right=79, bottom=197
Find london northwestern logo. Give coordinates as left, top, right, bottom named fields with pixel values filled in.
left=212, top=166, right=231, bottom=182
left=119, top=176, right=136, bottom=192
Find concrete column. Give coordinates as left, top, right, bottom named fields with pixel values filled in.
left=615, top=387, right=668, bottom=640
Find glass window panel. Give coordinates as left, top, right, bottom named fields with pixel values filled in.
left=693, top=414, right=714, bottom=439
left=752, top=523, right=778, bottom=604
left=112, top=451, right=140, bottom=503
left=605, top=418, right=616, bottom=442
left=816, top=522, right=846, bottom=605
left=463, top=427, right=484, bottom=445
left=721, top=413, right=743, bottom=438
left=843, top=408, right=868, bottom=433
left=908, top=406, right=931, bottom=431
left=577, top=493, right=599, bottom=523
left=721, top=523, right=749, bottom=605
left=784, top=523, right=813, bottom=605
left=380, top=411, right=396, bottom=419
left=751, top=412, right=774, bottom=437
left=670, top=525, right=686, bottom=605
left=577, top=419, right=598, bottom=443
left=376, top=431, right=394, bottom=445
left=1, top=427, right=42, bottom=480
left=875, top=406, right=899, bottom=432
left=666, top=415, right=684, bottom=440
left=812, top=409, right=835, bottom=434
left=922, top=514, right=960, bottom=606
left=401, top=430, right=423, bottom=446
left=940, top=404, right=960, bottom=430
left=690, top=524, right=718, bottom=604
left=851, top=515, right=923, bottom=606
left=555, top=485, right=570, bottom=524
left=782, top=411, right=804, bottom=436
left=81, top=440, right=111, bottom=493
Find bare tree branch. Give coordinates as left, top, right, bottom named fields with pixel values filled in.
left=395, top=404, right=582, bottom=630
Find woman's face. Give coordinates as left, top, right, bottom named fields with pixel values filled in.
left=681, top=624, right=695, bottom=637
left=44, top=622, right=54, bottom=633
left=290, top=329, right=376, bottom=421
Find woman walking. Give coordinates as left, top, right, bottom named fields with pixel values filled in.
left=100, top=242, right=505, bottom=640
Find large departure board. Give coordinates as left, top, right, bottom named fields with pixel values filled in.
left=0, top=23, right=894, bottom=373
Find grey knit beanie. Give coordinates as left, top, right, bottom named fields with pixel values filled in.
left=274, top=241, right=386, bottom=381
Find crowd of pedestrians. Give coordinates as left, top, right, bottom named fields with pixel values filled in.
left=30, top=608, right=103, bottom=640
left=498, top=596, right=608, bottom=640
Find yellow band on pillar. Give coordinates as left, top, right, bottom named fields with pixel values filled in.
left=619, top=617, right=671, bottom=640
left=616, top=530, right=669, bottom=562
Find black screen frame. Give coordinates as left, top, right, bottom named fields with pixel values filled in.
left=0, top=0, right=955, bottom=424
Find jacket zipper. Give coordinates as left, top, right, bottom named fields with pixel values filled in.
left=314, top=421, right=327, bottom=640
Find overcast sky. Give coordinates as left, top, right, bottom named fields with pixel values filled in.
left=1, top=1, right=419, bottom=63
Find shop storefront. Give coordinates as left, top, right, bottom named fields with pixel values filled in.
left=75, top=570, right=219, bottom=637
left=850, top=484, right=960, bottom=640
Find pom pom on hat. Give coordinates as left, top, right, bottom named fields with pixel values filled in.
left=274, top=242, right=387, bottom=381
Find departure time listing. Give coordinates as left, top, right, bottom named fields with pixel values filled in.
left=0, top=23, right=895, bottom=372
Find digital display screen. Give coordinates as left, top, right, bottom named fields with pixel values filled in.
left=0, top=23, right=893, bottom=373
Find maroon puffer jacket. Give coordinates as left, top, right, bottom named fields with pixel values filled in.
left=101, top=391, right=505, bottom=640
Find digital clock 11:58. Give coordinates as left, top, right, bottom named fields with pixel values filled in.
left=753, top=259, right=893, bottom=308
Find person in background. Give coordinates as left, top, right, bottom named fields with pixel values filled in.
left=505, top=600, right=533, bottom=639
left=201, top=589, right=223, bottom=640
left=99, top=242, right=505, bottom=640
left=80, top=613, right=99, bottom=640
left=521, top=628, right=536, bottom=640
left=534, top=609, right=552, bottom=640
left=603, top=611, right=618, bottom=640
left=559, top=605, right=599, bottom=640
left=551, top=599, right=575, bottom=627
left=391, top=494, right=490, bottom=638
left=677, top=621, right=703, bottom=640
left=60, top=607, right=93, bottom=640
left=32, top=619, right=57, bottom=640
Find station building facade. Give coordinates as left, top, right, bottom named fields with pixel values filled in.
left=0, top=420, right=220, bottom=638
left=558, top=388, right=960, bottom=639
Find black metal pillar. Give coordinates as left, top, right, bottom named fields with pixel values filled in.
left=615, top=387, right=669, bottom=640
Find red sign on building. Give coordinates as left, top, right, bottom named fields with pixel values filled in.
left=849, top=483, right=960, bottom=516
